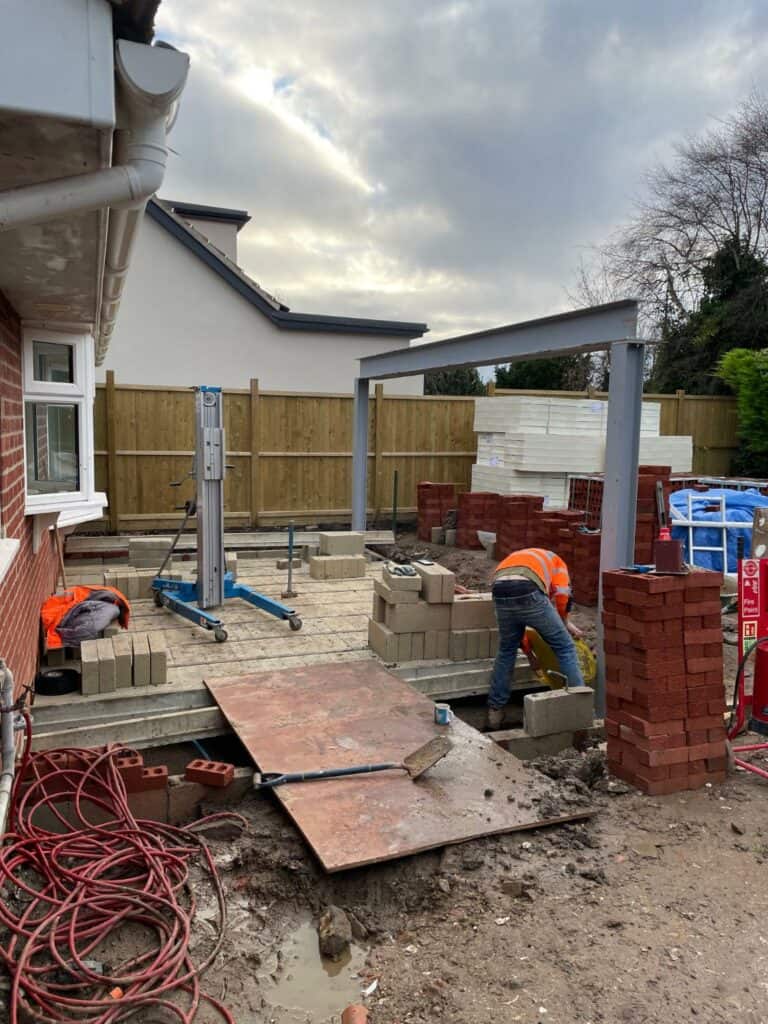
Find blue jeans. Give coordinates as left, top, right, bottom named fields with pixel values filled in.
left=488, top=585, right=584, bottom=709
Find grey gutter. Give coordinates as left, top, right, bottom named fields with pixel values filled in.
left=163, top=199, right=251, bottom=230
left=147, top=200, right=428, bottom=340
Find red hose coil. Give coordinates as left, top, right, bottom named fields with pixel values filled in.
left=0, top=716, right=242, bottom=1022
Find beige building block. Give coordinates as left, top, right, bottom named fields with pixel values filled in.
left=80, top=641, right=100, bottom=696
left=449, top=631, right=467, bottom=662
left=132, top=633, right=151, bottom=687
left=148, top=633, right=168, bottom=685
left=411, top=633, right=425, bottom=661
left=372, top=594, right=387, bottom=623
left=343, top=555, right=366, bottom=578
left=368, top=619, right=398, bottom=661
left=95, top=638, right=116, bottom=693
left=436, top=630, right=450, bottom=660
left=424, top=631, right=438, bottom=660
left=397, top=633, right=412, bottom=661
left=309, top=556, right=328, bottom=580
left=451, top=594, right=496, bottom=630
left=475, top=629, right=491, bottom=659
left=112, top=633, right=133, bottom=689
left=374, top=580, right=419, bottom=605
left=489, top=628, right=499, bottom=657
left=413, top=562, right=455, bottom=604
left=319, top=531, right=365, bottom=556
left=382, top=568, right=421, bottom=591
left=384, top=600, right=452, bottom=635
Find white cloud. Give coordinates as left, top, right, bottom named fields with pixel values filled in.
left=155, top=0, right=768, bottom=339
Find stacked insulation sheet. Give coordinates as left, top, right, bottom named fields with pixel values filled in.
left=472, top=396, right=692, bottom=508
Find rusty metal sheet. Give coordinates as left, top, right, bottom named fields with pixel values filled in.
left=206, top=661, right=589, bottom=872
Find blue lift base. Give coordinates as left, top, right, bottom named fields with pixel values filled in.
left=151, top=572, right=302, bottom=642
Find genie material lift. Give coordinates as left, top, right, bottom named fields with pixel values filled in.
left=152, top=387, right=302, bottom=642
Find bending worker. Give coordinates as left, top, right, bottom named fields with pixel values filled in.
left=486, top=547, right=584, bottom=730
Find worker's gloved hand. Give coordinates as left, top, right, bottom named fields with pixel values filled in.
left=566, top=620, right=584, bottom=640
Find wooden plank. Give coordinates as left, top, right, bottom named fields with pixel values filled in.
left=105, top=369, right=119, bottom=532
left=250, top=377, right=261, bottom=528
left=206, top=661, right=590, bottom=872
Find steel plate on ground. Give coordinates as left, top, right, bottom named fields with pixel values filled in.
left=206, top=661, right=590, bottom=872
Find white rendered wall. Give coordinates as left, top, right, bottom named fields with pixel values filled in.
left=99, top=216, right=423, bottom=395
left=182, top=217, right=239, bottom=262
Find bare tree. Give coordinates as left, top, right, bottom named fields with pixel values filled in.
left=583, top=91, right=768, bottom=333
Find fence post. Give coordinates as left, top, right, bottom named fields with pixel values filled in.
left=674, top=389, right=685, bottom=434
left=486, top=381, right=496, bottom=396
left=249, top=378, right=261, bottom=528
left=373, top=383, right=385, bottom=522
left=105, top=369, right=119, bottom=534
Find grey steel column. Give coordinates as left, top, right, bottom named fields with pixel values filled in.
left=351, top=377, right=369, bottom=532
left=595, top=340, right=645, bottom=715
left=195, top=387, right=226, bottom=608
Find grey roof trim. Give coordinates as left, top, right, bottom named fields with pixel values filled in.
left=147, top=199, right=428, bottom=339
left=163, top=199, right=252, bottom=231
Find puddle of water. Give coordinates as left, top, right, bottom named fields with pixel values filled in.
left=262, top=919, right=367, bottom=1021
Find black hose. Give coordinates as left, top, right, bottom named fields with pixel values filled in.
left=728, top=634, right=768, bottom=733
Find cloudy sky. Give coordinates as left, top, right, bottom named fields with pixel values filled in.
left=156, top=1, right=768, bottom=340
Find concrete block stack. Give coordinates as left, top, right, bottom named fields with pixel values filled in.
left=495, top=494, right=545, bottom=559
left=457, top=492, right=500, bottom=549
left=602, top=568, right=727, bottom=795
left=104, top=567, right=166, bottom=600
left=417, top=482, right=457, bottom=542
left=368, top=564, right=498, bottom=663
left=310, top=533, right=367, bottom=580
left=80, top=631, right=169, bottom=695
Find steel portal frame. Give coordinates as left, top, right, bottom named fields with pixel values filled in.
left=351, top=300, right=647, bottom=714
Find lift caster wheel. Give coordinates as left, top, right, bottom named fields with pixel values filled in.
left=289, top=615, right=303, bottom=632
left=153, top=591, right=163, bottom=608
left=213, top=627, right=228, bottom=643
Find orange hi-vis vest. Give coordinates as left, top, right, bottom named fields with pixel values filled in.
left=494, top=548, right=572, bottom=618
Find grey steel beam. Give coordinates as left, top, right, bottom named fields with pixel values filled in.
left=595, top=339, right=645, bottom=716
left=351, top=377, right=369, bottom=531
left=358, top=300, right=638, bottom=380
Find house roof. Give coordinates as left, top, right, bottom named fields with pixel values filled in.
left=147, top=198, right=428, bottom=339
left=164, top=199, right=251, bottom=231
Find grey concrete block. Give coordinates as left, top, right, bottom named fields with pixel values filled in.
left=276, top=558, right=301, bottom=570
left=411, top=632, right=425, bottom=661
left=382, top=568, right=421, bottom=592
left=112, top=633, right=133, bottom=689
left=148, top=633, right=168, bottom=685
left=371, top=594, right=387, bottom=623
left=431, top=527, right=446, bottom=544
left=368, top=619, right=398, bottom=661
left=523, top=687, right=595, bottom=739
left=80, top=641, right=100, bottom=696
left=46, top=648, right=66, bottom=667
left=374, top=580, right=419, bottom=605
left=132, top=633, right=151, bottom=687
left=95, top=638, right=116, bottom=694
left=309, top=555, right=328, bottom=580
left=413, top=562, right=455, bottom=603
left=319, top=531, right=365, bottom=556
left=444, top=529, right=457, bottom=547
left=125, top=572, right=140, bottom=601
left=226, top=552, right=238, bottom=578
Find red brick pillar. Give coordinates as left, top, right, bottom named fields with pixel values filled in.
left=602, top=568, right=727, bottom=795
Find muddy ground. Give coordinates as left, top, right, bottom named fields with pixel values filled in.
left=177, top=541, right=765, bottom=1024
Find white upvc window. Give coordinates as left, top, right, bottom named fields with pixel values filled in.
left=22, top=327, right=100, bottom=517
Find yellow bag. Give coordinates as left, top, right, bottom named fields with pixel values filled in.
left=524, top=627, right=596, bottom=688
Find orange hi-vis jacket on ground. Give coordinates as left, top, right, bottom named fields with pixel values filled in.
left=41, top=586, right=131, bottom=650
left=494, top=548, right=572, bottom=618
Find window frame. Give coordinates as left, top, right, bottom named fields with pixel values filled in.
left=22, top=327, right=96, bottom=515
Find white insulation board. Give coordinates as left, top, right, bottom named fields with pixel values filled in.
left=476, top=432, right=605, bottom=473
left=471, top=465, right=569, bottom=508
left=474, top=395, right=662, bottom=436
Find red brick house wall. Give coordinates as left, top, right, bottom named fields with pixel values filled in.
left=0, top=289, right=57, bottom=695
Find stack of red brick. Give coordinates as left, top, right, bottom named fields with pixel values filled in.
left=527, top=509, right=585, bottom=554
left=568, top=477, right=604, bottom=530
left=416, top=482, right=456, bottom=542
left=457, top=491, right=500, bottom=549
left=572, top=530, right=602, bottom=605
left=603, top=568, right=727, bottom=795
left=494, top=495, right=544, bottom=558
left=634, top=465, right=671, bottom=563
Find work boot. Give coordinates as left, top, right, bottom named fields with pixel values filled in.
left=485, top=706, right=504, bottom=731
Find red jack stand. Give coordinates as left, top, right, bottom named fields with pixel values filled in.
left=729, top=545, right=768, bottom=779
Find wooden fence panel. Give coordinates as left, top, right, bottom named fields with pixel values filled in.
left=90, top=378, right=740, bottom=533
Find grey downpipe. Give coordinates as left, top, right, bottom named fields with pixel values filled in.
left=0, top=659, right=16, bottom=836
left=0, top=40, right=190, bottom=362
